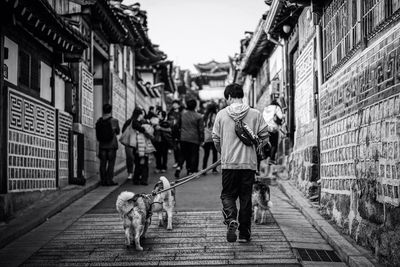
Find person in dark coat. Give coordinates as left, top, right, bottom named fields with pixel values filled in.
left=175, top=99, right=204, bottom=178
left=168, top=100, right=182, bottom=168
left=202, top=102, right=219, bottom=174
left=96, top=104, right=120, bottom=186
left=153, top=110, right=172, bottom=173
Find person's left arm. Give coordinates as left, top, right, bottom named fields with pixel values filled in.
left=256, top=111, right=269, bottom=141
left=198, top=115, right=205, bottom=144
left=114, top=119, right=120, bottom=135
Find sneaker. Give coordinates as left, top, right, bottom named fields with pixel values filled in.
left=238, top=235, right=251, bottom=243
left=173, top=163, right=178, bottom=168
left=127, top=173, right=133, bottom=179
left=154, top=169, right=161, bottom=174
left=161, top=169, right=166, bottom=173
left=226, top=220, right=239, bottom=242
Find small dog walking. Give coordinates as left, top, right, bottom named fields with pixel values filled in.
left=252, top=181, right=273, bottom=224
left=116, top=191, right=153, bottom=250
left=152, top=176, right=176, bottom=230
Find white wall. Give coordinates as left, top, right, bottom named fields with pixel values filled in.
left=4, top=36, right=18, bottom=85
left=54, top=74, right=65, bottom=110
left=40, top=61, right=52, bottom=102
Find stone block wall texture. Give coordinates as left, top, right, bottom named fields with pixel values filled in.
left=289, top=19, right=320, bottom=194
left=319, top=23, right=400, bottom=265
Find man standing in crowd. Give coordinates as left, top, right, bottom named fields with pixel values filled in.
left=168, top=100, right=182, bottom=168
left=175, top=99, right=204, bottom=178
left=212, top=83, right=269, bottom=243
left=96, top=104, right=120, bottom=186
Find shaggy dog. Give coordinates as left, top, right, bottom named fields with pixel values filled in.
left=252, top=181, right=273, bottom=224
left=152, top=176, right=176, bottom=230
left=116, top=191, right=152, bottom=250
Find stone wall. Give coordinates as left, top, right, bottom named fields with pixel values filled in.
left=319, top=23, right=400, bottom=265
left=289, top=14, right=319, bottom=195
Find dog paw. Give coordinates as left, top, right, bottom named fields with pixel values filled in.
left=167, top=226, right=172, bottom=230
left=136, top=246, right=143, bottom=251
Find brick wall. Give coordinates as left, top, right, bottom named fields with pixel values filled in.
left=319, top=23, right=400, bottom=265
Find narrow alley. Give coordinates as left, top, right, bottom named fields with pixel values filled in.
left=0, top=158, right=351, bottom=266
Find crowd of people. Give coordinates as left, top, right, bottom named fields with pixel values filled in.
left=96, top=83, right=284, bottom=244
left=95, top=91, right=283, bottom=188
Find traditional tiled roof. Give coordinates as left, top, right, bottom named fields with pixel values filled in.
left=194, top=60, right=231, bottom=73
left=2, top=0, right=88, bottom=54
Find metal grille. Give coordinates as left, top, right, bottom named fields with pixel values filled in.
left=295, top=248, right=342, bottom=262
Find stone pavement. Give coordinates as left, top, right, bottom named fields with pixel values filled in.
left=0, top=155, right=363, bottom=266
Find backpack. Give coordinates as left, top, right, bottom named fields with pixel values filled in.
left=273, top=106, right=283, bottom=125
left=96, top=117, right=114, bottom=143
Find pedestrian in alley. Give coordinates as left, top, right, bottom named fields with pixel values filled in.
left=133, top=114, right=156, bottom=185
left=175, top=99, right=204, bottom=178
left=120, top=108, right=150, bottom=180
left=262, top=96, right=284, bottom=177
left=153, top=110, right=173, bottom=173
left=95, top=104, right=120, bottom=186
left=168, top=100, right=182, bottom=168
left=212, top=83, right=270, bottom=243
left=202, top=102, right=219, bottom=174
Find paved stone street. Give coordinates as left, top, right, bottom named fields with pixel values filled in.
left=0, top=156, right=348, bottom=266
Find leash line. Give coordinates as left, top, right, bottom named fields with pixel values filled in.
left=151, top=159, right=221, bottom=196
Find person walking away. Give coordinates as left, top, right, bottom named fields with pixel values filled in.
left=212, top=83, right=269, bottom=243
left=121, top=108, right=149, bottom=180
left=96, top=104, right=120, bottom=186
left=168, top=100, right=182, bottom=168
left=175, top=99, right=204, bottom=178
left=133, top=117, right=155, bottom=185
left=262, top=97, right=284, bottom=177
left=154, top=110, right=172, bottom=173
left=202, top=102, right=218, bottom=174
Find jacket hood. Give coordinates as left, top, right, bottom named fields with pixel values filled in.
left=226, top=103, right=250, bottom=121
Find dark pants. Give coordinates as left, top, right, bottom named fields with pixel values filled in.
left=179, top=141, right=200, bottom=173
left=133, top=155, right=149, bottom=184
left=154, top=141, right=168, bottom=170
left=202, top=142, right=218, bottom=170
left=269, top=131, right=279, bottom=164
left=125, top=146, right=135, bottom=173
left=99, top=149, right=117, bottom=184
left=221, top=169, right=255, bottom=239
left=173, top=140, right=180, bottom=164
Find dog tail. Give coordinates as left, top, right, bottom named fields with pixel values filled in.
left=116, top=191, right=135, bottom=216
left=159, top=176, right=171, bottom=191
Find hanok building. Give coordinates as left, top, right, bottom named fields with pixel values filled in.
left=0, top=0, right=87, bottom=220
left=193, top=60, right=232, bottom=101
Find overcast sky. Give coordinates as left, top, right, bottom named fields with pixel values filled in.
left=123, top=0, right=267, bottom=72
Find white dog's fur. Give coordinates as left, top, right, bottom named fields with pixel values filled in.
left=152, top=176, right=175, bottom=230
left=116, top=191, right=152, bottom=250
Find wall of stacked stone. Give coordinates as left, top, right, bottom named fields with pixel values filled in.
left=289, top=27, right=320, bottom=195
left=319, top=23, right=400, bottom=265
left=289, top=146, right=319, bottom=197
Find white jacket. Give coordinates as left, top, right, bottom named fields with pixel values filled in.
left=263, top=104, right=283, bottom=132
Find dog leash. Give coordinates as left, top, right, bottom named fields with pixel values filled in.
left=151, top=159, right=221, bottom=196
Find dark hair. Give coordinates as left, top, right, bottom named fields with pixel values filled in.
left=131, top=107, right=143, bottom=121
left=149, top=106, right=154, bottom=111
left=204, top=103, right=218, bottom=128
left=103, top=103, right=112, bottom=114
left=224, top=83, right=244, bottom=99
left=271, top=99, right=281, bottom=108
left=172, top=99, right=180, bottom=105
left=186, top=99, right=197, bottom=111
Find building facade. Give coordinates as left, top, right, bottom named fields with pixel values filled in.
left=239, top=0, right=400, bottom=264
left=0, top=0, right=174, bottom=221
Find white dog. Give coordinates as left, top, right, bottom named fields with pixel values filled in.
left=116, top=191, right=152, bottom=250
left=152, top=176, right=176, bottom=230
